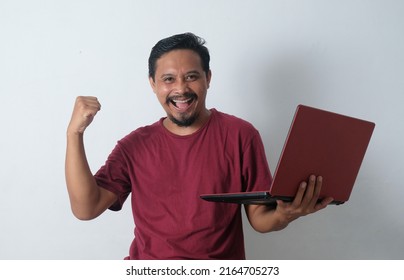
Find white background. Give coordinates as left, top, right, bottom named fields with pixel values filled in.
left=0, top=0, right=403, bottom=259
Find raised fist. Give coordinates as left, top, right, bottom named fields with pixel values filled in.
left=67, top=96, right=101, bottom=135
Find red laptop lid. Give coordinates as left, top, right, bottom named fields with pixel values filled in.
left=269, top=104, right=375, bottom=202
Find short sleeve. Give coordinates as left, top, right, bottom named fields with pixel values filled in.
left=242, top=130, right=273, bottom=192
left=94, top=143, right=132, bottom=211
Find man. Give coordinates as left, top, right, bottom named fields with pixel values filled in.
left=65, top=33, right=333, bottom=259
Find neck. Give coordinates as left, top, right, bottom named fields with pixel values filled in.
left=163, top=109, right=211, bottom=136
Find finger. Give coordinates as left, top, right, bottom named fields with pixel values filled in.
left=85, top=97, right=101, bottom=109
left=314, top=196, right=334, bottom=211
left=75, top=97, right=101, bottom=117
left=313, top=176, right=322, bottom=197
left=307, top=176, right=323, bottom=209
left=276, top=200, right=285, bottom=209
left=301, top=175, right=316, bottom=207
left=76, top=96, right=101, bottom=109
left=292, top=181, right=307, bottom=207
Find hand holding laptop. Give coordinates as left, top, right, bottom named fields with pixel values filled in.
left=246, top=174, right=334, bottom=232
left=276, top=175, right=334, bottom=217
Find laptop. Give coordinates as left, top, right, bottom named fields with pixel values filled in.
left=200, top=104, right=375, bottom=206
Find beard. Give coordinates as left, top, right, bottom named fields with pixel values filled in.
left=167, top=111, right=198, bottom=127
left=166, top=92, right=198, bottom=127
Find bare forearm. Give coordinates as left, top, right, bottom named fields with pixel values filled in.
left=65, top=96, right=116, bottom=220
left=65, top=133, right=104, bottom=220
left=246, top=205, right=293, bottom=233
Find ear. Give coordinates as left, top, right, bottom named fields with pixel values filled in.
left=149, top=76, right=157, bottom=93
left=206, top=70, right=212, bottom=89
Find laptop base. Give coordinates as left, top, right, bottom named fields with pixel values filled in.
left=200, top=192, right=344, bottom=206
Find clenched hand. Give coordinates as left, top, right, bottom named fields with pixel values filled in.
left=67, top=96, right=101, bottom=135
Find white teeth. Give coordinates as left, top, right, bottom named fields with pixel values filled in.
left=173, top=98, right=192, bottom=103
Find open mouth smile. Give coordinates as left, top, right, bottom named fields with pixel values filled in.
left=167, top=94, right=197, bottom=111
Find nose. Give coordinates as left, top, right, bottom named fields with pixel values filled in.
left=173, top=78, right=188, bottom=94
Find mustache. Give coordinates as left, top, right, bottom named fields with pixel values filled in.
left=166, top=92, right=198, bottom=104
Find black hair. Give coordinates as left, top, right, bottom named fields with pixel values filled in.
left=148, top=32, right=210, bottom=80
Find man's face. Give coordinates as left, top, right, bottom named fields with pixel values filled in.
left=149, top=49, right=211, bottom=130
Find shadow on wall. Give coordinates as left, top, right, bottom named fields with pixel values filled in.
left=235, top=46, right=333, bottom=161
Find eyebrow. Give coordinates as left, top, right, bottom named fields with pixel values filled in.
left=159, top=70, right=201, bottom=79
left=185, top=70, right=201, bottom=76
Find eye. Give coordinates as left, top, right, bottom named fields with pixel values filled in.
left=162, top=76, right=175, bottom=83
left=185, top=73, right=199, bottom=81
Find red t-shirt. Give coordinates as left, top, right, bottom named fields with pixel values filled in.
left=94, top=109, right=272, bottom=259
